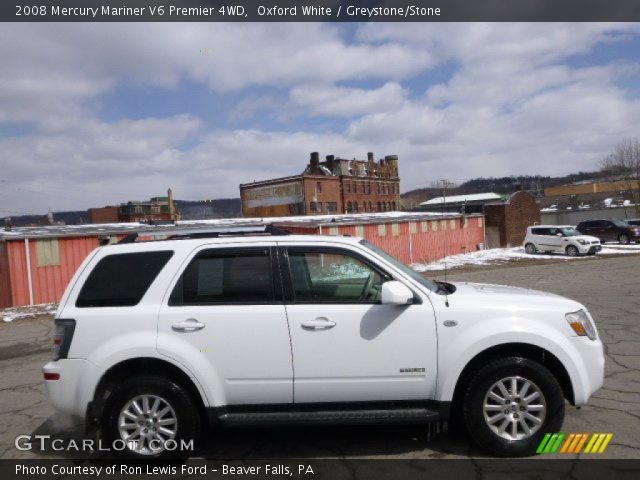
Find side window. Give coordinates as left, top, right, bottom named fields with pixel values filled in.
left=76, top=251, right=174, bottom=307
left=170, top=249, right=274, bottom=305
left=531, top=228, right=546, bottom=235
left=287, top=248, right=389, bottom=303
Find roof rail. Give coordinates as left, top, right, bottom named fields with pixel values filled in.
left=117, top=224, right=289, bottom=244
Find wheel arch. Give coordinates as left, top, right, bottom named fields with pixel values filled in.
left=450, top=343, right=575, bottom=415
left=87, top=357, right=207, bottom=428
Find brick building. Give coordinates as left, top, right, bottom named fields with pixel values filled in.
left=87, top=189, right=179, bottom=224
left=240, top=152, right=401, bottom=217
left=484, top=190, right=541, bottom=248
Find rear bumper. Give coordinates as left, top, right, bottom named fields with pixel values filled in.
left=43, top=359, right=103, bottom=419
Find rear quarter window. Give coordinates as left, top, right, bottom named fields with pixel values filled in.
left=76, top=251, right=174, bottom=307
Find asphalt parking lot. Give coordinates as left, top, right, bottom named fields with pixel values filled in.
left=0, top=254, right=638, bottom=460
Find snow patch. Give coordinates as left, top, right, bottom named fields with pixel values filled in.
left=2, top=303, right=57, bottom=323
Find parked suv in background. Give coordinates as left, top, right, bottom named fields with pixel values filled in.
left=576, top=219, right=640, bottom=244
left=43, top=227, right=605, bottom=458
left=524, top=225, right=601, bottom=257
left=627, top=219, right=640, bottom=227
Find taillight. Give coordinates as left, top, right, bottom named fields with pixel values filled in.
left=52, top=319, right=76, bottom=360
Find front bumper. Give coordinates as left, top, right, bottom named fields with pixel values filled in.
left=577, top=243, right=601, bottom=254
left=43, top=359, right=103, bottom=419
left=569, top=337, right=605, bottom=406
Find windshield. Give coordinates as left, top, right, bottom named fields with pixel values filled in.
left=360, top=239, right=438, bottom=292
left=612, top=219, right=631, bottom=228
left=560, top=227, right=581, bottom=237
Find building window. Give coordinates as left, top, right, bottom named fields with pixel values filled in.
left=316, top=181, right=322, bottom=193
left=362, top=201, right=367, bottom=212
left=392, top=202, right=396, bottom=210
left=378, top=224, right=387, bottom=237
left=317, top=202, right=323, bottom=213
left=463, top=217, right=468, bottom=228
left=478, top=217, right=483, bottom=227
left=36, top=239, right=60, bottom=267
left=362, top=183, right=366, bottom=194
left=310, top=202, right=318, bottom=213
left=450, top=219, right=456, bottom=230
left=377, top=182, right=381, bottom=194
left=391, top=223, right=400, bottom=236
left=410, top=222, right=417, bottom=234
left=366, top=183, right=371, bottom=194
left=347, top=183, right=351, bottom=193
left=368, top=201, right=372, bottom=212
left=441, top=220, right=447, bottom=231
left=421, top=221, right=428, bottom=232
left=327, top=202, right=337, bottom=214
left=356, top=225, right=365, bottom=237
left=377, top=201, right=382, bottom=212
left=328, top=227, right=340, bottom=235
left=432, top=221, right=438, bottom=232
left=347, top=201, right=353, bottom=213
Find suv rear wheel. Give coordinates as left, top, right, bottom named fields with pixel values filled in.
left=463, top=357, right=564, bottom=457
left=618, top=233, right=630, bottom=244
left=101, top=375, right=200, bottom=458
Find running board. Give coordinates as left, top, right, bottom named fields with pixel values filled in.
left=217, top=408, right=441, bottom=427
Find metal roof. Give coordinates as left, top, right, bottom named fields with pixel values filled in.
left=0, top=211, right=480, bottom=241
left=420, top=192, right=504, bottom=206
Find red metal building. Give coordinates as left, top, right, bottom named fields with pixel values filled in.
left=0, top=212, right=484, bottom=308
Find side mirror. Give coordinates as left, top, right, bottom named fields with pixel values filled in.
left=381, top=281, right=414, bottom=305
left=556, top=232, right=563, bottom=237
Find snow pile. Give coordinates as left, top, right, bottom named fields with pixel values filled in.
left=2, top=303, right=57, bottom=323
left=412, top=246, right=640, bottom=271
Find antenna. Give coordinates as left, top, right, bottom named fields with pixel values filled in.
left=440, top=179, right=450, bottom=307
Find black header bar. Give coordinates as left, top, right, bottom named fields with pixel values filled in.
left=3, top=0, right=640, bottom=22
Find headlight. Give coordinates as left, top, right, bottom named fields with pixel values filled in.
left=565, top=310, right=597, bottom=340
left=577, top=239, right=588, bottom=245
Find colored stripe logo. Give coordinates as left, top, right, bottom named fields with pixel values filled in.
left=537, top=433, right=613, bottom=454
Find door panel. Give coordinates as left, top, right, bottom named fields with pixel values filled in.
left=281, top=245, right=437, bottom=403
left=157, top=245, right=293, bottom=406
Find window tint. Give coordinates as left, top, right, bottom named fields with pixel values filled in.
left=77, top=251, right=173, bottom=307
left=170, top=249, right=273, bottom=305
left=287, top=249, right=388, bottom=303
left=531, top=228, right=548, bottom=235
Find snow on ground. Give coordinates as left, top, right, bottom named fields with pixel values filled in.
left=412, top=245, right=640, bottom=272
left=2, top=303, right=57, bottom=323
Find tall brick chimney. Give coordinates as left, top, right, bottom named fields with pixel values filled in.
left=310, top=152, right=320, bottom=168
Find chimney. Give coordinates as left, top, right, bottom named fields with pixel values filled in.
left=310, top=152, right=320, bottom=168
left=367, top=152, right=374, bottom=162
left=326, top=155, right=335, bottom=173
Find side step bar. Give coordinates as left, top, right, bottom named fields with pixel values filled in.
left=217, top=408, right=441, bottom=427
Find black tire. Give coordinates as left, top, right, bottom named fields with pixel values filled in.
left=524, top=243, right=536, bottom=255
left=463, top=357, right=564, bottom=457
left=101, top=375, right=200, bottom=459
left=566, top=245, right=579, bottom=257
left=618, top=234, right=630, bottom=245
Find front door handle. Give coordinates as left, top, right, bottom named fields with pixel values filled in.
left=301, top=318, right=336, bottom=330
left=172, top=319, right=205, bottom=332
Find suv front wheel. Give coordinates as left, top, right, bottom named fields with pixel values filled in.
left=463, top=357, right=564, bottom=457
left=101, top=375, right=200, bottom=458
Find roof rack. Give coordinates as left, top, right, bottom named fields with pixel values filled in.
left=116, top=224, right=290, bottom=245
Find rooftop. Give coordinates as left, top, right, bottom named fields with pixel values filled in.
left=420, top=192, right=504, bottom=206
left=0, top=211, right=480, bottom=241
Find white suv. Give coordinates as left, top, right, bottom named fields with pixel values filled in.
left=524, top=225, right=601, bottom=257
left=43, top=227, right=604, bottom=458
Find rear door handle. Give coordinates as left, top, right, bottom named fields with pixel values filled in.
left=172, top=319, right=205, bottom=332
left=301, top=318, right=336, bottom=330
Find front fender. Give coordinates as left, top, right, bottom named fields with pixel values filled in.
left=435, top=316, right=594, bottom=405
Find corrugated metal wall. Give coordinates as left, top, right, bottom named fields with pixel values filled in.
left=2, top=219, right=484, bottom=308
left=0, top=243, right=12, bottom=308
left=284, top=216, right=485, bottom=265
left=6, top=236, right=100, bottom=307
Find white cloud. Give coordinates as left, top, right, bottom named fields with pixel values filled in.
left=289, top=82, right=408, bottom=117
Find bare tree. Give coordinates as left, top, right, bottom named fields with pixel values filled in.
left=600, top=139, right=640, bottom=216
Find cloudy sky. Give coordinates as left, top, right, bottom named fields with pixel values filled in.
left=1, top=23, right=640, bottom=215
